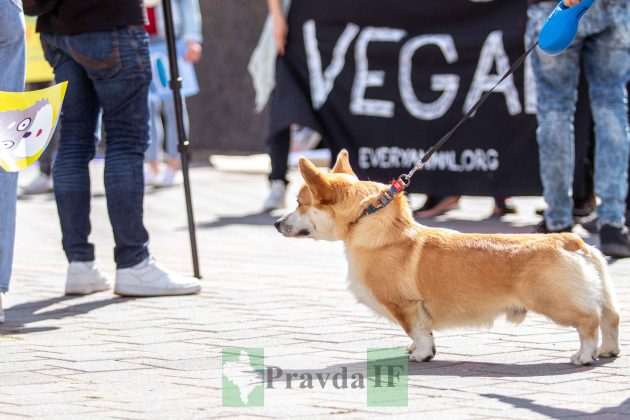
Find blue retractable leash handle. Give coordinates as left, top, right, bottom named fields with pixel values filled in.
left=539, top=0, right=596, bottom=55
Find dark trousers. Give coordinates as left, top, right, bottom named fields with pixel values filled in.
left=267, top=127, right=291, bottom=184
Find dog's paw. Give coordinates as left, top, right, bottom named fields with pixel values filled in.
left=405, top=341, right=417, bottom=354
left=570, top=350, right=597, bottom=366
left=409, top=345, right=436, bottom=362
left=598, top=346, right=621, bottom=359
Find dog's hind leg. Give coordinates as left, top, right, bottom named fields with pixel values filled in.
left=525, top=293, right=600, bottom=365
left=534, top=307, right=599, bottom=365
left=386, top=302, right=435, bottom=362
left=599, top=298, right=621, bottom=358
left=589, top=249, right=621, bottom=358
left=572, top=317, right=600, bottom=365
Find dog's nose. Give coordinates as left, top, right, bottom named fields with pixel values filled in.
left=274, top=220, right=281, bottom=231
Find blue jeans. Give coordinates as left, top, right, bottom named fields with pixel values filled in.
left=0, top=0, right=25, bottom=293
left=527, top=0, right=630, bottom=230
left=40, top=27, right=152, bottom=268
left=145, top=92, right=187, bottom=162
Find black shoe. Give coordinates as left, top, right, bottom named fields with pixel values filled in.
left=492, top=197, right=517, bottom=217
left=535, top=220, right=574, bottom=234
left=600, top=225, right=630, bottom=258
left=573, top=194, right=596, bottom=218
left=580, top=214, right=600, bottom=234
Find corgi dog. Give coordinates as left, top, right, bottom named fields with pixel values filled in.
left=275, top=150, right=621, bottom=365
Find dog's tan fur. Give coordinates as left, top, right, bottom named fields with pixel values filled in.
left=276, top=150, right=621, bottom=365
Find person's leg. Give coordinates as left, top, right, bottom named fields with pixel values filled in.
left=40, top=34, right=101, bottom=264
left=60, top=26, right=199, bottom=296
left=159, top=96, right=186, bottom=186
left=627, top=139, right=630, bottom=214
left=65, top=27, right=152, bottom=269
left=492, top=196, right=516, bottom=217
left=583, top=6, right=630, bottom=230
left=0, top=0, right=25, bottom=295
left=38, top=125, right=58, bottom=177
left=0, top=172, right=18, bottom=294
left=145, top=91, right=164, bottom=184
left=162, top=95, right=187, bottom=162
left=573, top=126, right=596, bottom=218
left=582, top=4, right=630, bottom=256
left=263, top=127, right=291, bottom=211
left=527, top=3, right=582, bottom=231
left=267, top=127, right=291, bottom=184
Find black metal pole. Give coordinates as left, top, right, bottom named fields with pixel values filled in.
left=160, top=0, right=201, bottom=279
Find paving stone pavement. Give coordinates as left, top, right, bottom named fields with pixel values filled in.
left=1, top=162, right=629, bottom=419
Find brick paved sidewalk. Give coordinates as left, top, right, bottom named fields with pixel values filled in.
left=1, top=163, right=628, bottom=419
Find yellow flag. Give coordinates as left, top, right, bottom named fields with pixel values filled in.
left=0, top=82, right=67, bottom=172
left=25, top=16, right=54, bottom=83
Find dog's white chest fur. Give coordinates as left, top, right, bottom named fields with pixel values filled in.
left=346, top=264, right=393, bottom=321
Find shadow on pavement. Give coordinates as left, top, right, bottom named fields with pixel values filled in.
left=193, top=211, right=537, bottom=232
left=195, top=211, right=277, bottom=229
left=482, top=394, right=630, bottom=418
left=403, top=358, right=618, bottom=376
left=271, top=357, right=616, bottom=381
left=0, top=295, right=130, bottom=335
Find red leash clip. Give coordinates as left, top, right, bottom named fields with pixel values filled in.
left=391, top=179, right=404, bottom=193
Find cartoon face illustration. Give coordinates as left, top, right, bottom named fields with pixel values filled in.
left=0, top=99, right=53, bottom=162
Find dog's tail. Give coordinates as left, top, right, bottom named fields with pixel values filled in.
left=587, top=245, right=621, bottom=355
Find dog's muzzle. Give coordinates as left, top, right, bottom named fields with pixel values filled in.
left=274, top=214, right=310, bottom=237
left=274, top=215, right=289, bottom=236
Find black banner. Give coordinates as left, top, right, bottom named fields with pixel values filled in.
left=270, top=0, right=591, bottom=196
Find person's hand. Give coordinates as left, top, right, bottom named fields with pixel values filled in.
left=184, top=42, right=202, bottom=63
left=272, top=14, right=288, bottom=56
left=563, top=0, right=583, bottom=7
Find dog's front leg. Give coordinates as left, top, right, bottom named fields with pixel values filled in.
left=386, top=302, right=436, bottom=362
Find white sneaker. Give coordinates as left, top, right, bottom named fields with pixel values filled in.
left=156, top=166, right=178, bottom=187
left=0, top=294, right=4, bottom=323
left=144, top=165, right=161, bottom=187
left=263, top=180, right=287, bottom=211
left=21, top=173, right=53, bottom=195
left=65, top=261, right=112, bottom=295
left=114, top=258, right=201, bottom=297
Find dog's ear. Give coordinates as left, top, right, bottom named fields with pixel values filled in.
left=331, top=149, right=356, bottom=176
left=299, top=157, right=333, bottom=202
